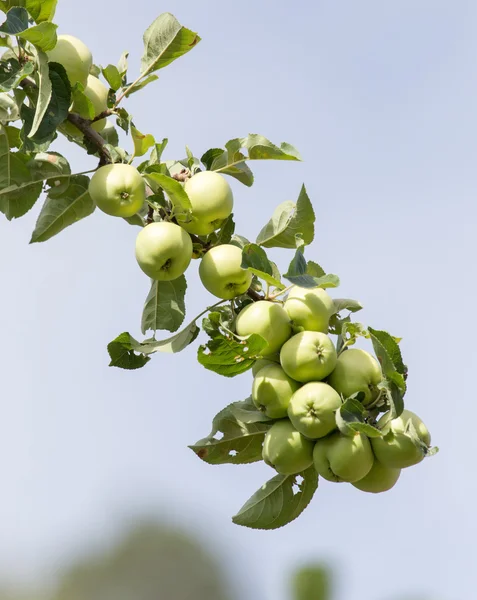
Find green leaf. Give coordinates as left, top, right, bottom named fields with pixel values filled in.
left=101, top=64, right=122, bottom=91
left=0, top=91, right=20, bottom=121
left=284, top=247, right=340, bottom=289
left=189, top=401, right=271, bottom=465
left=0, top=9, right=58, bottom=50
left=71, top=84, right=95, bottom=119
left=140, top=320, right=200, bottom=354
left=100, top=122, right=119, bottom=147
left=4, top=123, right=20, bottom=147
left=124, top=74, right=159, bottom=97
left=115, top=106, right=132, bottom=133
left=20, top=22, right=57, bottom=51
left=335, top=398, right=383, bottom=437
left=25, top=0, right=56, bottom=22
left=21, top=61, right=70, bottom=148
left=30, top=174, right=95, bottom=243
left=0, top=56, right=34, bottom=92
left=207, top=213, right=235, bottom=246
left=241, top=243, right=284, bottom=289
left=107, top=332, right=151, bottom=370
left=232, top=466, right=318, bottom=530
left=204, top=135, right=301, bottom=187
left=256, top=185, right=315, bottom=249
left=368, top=327, right=406, bottom=376
left=333, top=298, right=363, bottom=314
left=108, top=318, right=202, bottom=369
left=306, top=261, right=325, bottom=278
left=140, top=12, right=200, bottom=76
left=141, top=276, right=186, bottom=335
left=0, top=2, right=26, bottom=16
left=0, top=126, right=42, bottom=218
left=148, top=138, right=168, bottom=165
left=198, top=332, right=267, bottom=377
left=117, top=50, right=128, bottom=79
left=28, top=49, right=51, bottom=138
left=131, top=125, right=155, bottom=158
left=228, top=397, right=273, bottom=424
left=0, top=6, right=28, bottom=33
left=143, top=171, right=191, bottom=213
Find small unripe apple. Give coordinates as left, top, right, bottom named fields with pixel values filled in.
left=327, top=348, right=382, bottom=405
left=262, top=420, right=315, bottom=475
left=135, top=222, right=193, bottom=281
left=252, top=364, right=300, bottom=419
left=280, top=331, right=337, bottom=383
left=199, top=244, right=252, bottom=299
left=178, top=171, right=233, bottom=235
left=89, top=164, right=145, bottom=218
left=252, top=356, right=280, bottom=377
left=313, top=431, right=374, bottom=482
left=284, top=286, right=334, bottom=333
left=371, top=409, right=431, bottom=469
left=235, top=301, right=291, bottom=356
left=63, top=75, right=109, bottom=138
left=287, top=382, right=341, bottom=439
left=352, top=459, right=401, bottom=493
left=47, top=34, right=92, bottom=87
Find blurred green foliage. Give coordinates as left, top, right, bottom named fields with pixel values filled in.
left=0, top=525, right=434, bottom=600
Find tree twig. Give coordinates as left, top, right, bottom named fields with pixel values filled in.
left=66, top=113, right=111, bottom=166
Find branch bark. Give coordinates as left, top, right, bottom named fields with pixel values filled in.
left=66, top=113, right=111, bottom=166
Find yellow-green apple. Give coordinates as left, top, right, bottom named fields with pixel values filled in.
left=327, top=348, right=382, bottom=404
left=284, top=286, right=334, bottom=332
left=199, top=244, right=252, bottom=299
left=63, top=74, right=109, bottom=137
left=313, top=431, right=373, bottom=482
left=47, top=34, right=92, bottom=87
left=135, top=222, right=192, bottom=281
left=287, top=382, right=341, bottom=439
left=252, top=356, right=280, bottom=377
left=262, top=420, right=314, bottom=475
left=280, top=331, right=337, bottom=383
left=371, top=409, right=431, bottom=469
left=252, top=364, right=300, bottom=419
left=235, top=301, right=291, bottom=356
left=352, top=459, right=401, bottom=493
left=89, top=164, right=145, bottom=217
left=178, top=171, right=233, bottom=235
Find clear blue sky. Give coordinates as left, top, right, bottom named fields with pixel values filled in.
left=1, top=1, right=475, bottom=598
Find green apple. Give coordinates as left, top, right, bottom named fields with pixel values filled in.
left=178, top=171, right=233, bottom=235
left=199, top=244, right=252, bottom=299
left=252, top=356, right=280, bottom=377
left=63, top=74, right=109, bottom=138
left=135, top=222, right=193, bottom=281
left=352, top=459, right=401, bottom=493
left=327, top=348, right=382, bottom=405
left=47, top=34, right=92, bottom=87
left=252, top=364, right=300, bottom=419
left=371, top=409, right=431, bottom=469
left=235, top=301, right=291, bottom=356
left=284, top=286, right=334, bottom=332
left=287, top=382, right=341, bottom=439
left=89, top=164, right=145, bottom=217
left=280, top=331, right=337, bottom=383
left=262, top=420, right=315, bottom=475
left=313, top=431, right=373, bottom=482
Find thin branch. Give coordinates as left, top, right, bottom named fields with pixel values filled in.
left=91, top=108, right=115, bottom=123
left=66, top=113, right=111, bottom=166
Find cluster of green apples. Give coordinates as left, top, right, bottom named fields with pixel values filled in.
left=45, top=35, right=259, bottom=290
left=238, top=289, right=432, bottom=493
left=46, top=35, right=109, bottom=137
left=87, top=164, right=237, bottom=284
